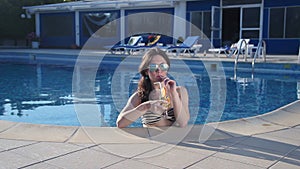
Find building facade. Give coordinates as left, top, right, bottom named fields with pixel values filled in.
left=23, top=0, right=300, bottom=54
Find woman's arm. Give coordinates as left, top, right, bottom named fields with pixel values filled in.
left=116, top=92, right=144, bottom=128
left=116, top=92, right=167, bottom=128
left=171, top=86, right=190, bottom=127
left=164, top=78, right=190, bottom=127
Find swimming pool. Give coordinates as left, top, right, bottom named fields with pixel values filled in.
left=0, top=55, right=299, bottom=127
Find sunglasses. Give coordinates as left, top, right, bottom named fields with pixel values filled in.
left=148, top=63, right=169, bottom=72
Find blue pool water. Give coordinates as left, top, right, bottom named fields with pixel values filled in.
left=0, top=57, right=299, bottom=127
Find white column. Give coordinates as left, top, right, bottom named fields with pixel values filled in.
left=120, top=9, right=125, bottom=43
left=173, top=1, right=186, bottom=42
left=35, top=13, right=40, bottom=37
left=259, top=0, right=264, bottom=41
left=75, top=11, right=80, bottom=47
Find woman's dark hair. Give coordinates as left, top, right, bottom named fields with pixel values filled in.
left=137, top=47, right=170, bottom=102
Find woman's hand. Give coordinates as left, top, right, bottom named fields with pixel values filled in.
left=140, top=100, right=168, bottom=115
left=163, top=78, right=177, bottom=93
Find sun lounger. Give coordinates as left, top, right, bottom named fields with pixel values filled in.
left=164, top=36, right=200, bottom=57
left=124, top=35, right=162, bottom=54
left=109, top=35, right=143, bottom=54
left=208, top=39, right=250, bottom=57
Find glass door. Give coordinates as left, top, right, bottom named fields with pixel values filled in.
left=221, top=2, right=263, bottom=45
left=240, top=5, right=262, bottom=40
left=222, top=7, right=240, bottom=45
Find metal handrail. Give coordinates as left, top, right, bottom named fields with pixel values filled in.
left=251, top=40, right=266, bottom=73
left=233, top=39, right=248, bottom=80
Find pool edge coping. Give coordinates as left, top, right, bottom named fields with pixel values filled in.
left=0, top=100, right=299, bottom=144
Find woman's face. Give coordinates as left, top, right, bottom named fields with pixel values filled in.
left=147, top=54, right=169, bottom=83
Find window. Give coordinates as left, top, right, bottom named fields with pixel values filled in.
left=42, top=14, right=74, bottom=37
left=127, top=12, right=172, bottom=36
left=269, top=6, right=300, bottom=38
left=286, top=7, right=300, bottom=38
left=241, top=7, right=260, bottom=39
left=203, top=12, right=212, bottom=38
left=242, top=30, right=259, bottom=38
left=190, top=11, right=211, bottom=38
left=242, top=8, right=260, bottom=28
left=82, top=12, right=118, bottom=38
left=269, top=8, right=284, bottom=38
left=191, top=12, right=202, bottom=36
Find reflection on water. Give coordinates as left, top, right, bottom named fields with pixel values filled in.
left=0, top=62, right=298, bottom=127
left=298, top=81, right=300, bottom=99
left=195, top=70, right=298, bottom=124
left=0, top=63, right=119, bottom=126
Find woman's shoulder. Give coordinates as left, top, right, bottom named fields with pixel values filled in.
left=128, top=91, right=142, bottom=105
left=176, top=86, right=188, bottom=97
left=176, top=86, right=187, bottom=92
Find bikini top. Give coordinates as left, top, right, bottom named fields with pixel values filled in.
left=141, top=108, right=175, bottom=125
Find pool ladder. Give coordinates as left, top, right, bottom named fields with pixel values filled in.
left=234, top=39, right=266, bottom=80
left=233, top=39, right=248, bottom=80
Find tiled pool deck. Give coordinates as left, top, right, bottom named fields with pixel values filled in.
left=0, top=49, right=299, bottom=169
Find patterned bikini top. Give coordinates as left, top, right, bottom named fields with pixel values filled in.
left=141, top=108, right=175, bottom=125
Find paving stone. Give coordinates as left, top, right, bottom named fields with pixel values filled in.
left=134, top=145, right=208, bottom=169
left=258, top=109, right=300, bottom=127
left=213, top=143, right=285, bottom=168
left=21, top=162, right=63, bottom=169
left=182, top=125, right=238, bottom=143
left=105, top=159, right=165, bottom=169
left=176, top=141, right=228, bottom=156
left=243, top=117, right=286, bottom=134
left=93, top=143, right=164, bottom=158
left=208, top=118, right=285, bottom=136
left=44, top=148, right=125, bottom=169
left=0, top=138, right=36, bottom=151
left=147, top=126, right=194, bottom=144
left=254, top=128, right=300, bottom=146
left=0, top=120, right=16, bottom=133
left=238, top=135, right=297, bottom=154
left=270, top=161, right=300, bottom=169
left=68, top=127, right=151, bottom=144
left=281, top=100, right=300, bottom=114
left=0, top=150, right=37, bottom=168
left=286, top=148, right=300, bottom=162
left=0, top=123, right=77, bottom=142
left=187, top=156, right=264, bottom=169
left=10, top=142, right=84, bottom=162
left=270, top=148, right=300, bottom=169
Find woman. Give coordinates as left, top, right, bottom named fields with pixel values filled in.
left=116, top=47, right=190, bottom=128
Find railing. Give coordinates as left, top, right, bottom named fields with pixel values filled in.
left=233, top=39, right=248, bottom=80
left=251, top=40, right=266, bottom=74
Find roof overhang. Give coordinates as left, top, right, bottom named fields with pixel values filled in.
left=23, top=0, right=182, bottom=14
